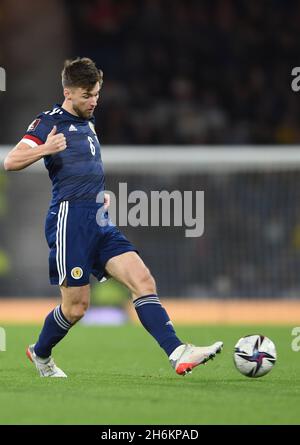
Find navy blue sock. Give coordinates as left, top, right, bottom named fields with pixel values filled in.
left=134, top=295, right=183, bottom=356
left=34, top=305, right=72, bottom=358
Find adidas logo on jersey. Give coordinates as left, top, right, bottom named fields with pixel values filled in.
left=69, top=125, right=77, bottom=132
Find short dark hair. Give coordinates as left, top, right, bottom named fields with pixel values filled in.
left=62, top=57, right=103, bottom=91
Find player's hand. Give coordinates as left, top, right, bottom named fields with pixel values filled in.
left=44, top=126, right=67, bottom=155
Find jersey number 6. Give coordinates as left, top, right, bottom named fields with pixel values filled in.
left=88, top=136, right=96, bottom=156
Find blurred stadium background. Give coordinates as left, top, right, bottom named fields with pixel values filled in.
left=1, top=0, right=300, bottom=324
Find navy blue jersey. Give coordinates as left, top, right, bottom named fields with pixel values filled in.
left=22, top=104, right=105, bottom=208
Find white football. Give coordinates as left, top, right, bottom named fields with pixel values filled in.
left=233, top=334, right=277, bottom=378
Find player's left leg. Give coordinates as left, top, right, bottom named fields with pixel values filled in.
left=105, top=251, right=223, bottom=374
left=105, top=251, right=183, bottom=355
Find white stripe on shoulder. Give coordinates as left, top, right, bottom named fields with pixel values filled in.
left=20, top=138, right=38, bottom=148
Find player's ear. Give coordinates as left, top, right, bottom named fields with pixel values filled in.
left=63, top=87, right=72, bottom=100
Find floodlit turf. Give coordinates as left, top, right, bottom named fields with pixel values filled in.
left=0, top=324, right=299, bottom=425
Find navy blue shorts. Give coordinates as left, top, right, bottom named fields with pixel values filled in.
left=45, top=201, right=138, bottom=286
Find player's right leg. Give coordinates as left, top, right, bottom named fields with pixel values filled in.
left=26, top=283, right=90, bottom=377
left=26, top=202, right=94, bottom=377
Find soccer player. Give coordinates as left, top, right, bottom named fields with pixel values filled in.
left=4, top=58, right=223, bottom=377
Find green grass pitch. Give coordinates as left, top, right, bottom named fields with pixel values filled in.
left=0, top=324, right=299, bottom=424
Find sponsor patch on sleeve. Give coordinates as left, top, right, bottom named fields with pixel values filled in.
left=26, top=118, right=41, bottom=132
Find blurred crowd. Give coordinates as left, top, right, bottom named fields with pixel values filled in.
left=123, top=171, right=300, bottom=298
left=2, top=169, right=300, bottom=298
left=1, top=0, right=300, bottom=298
left=185, top=172, right=300, bottom=298
left=66, top=0, right=300, bottom=145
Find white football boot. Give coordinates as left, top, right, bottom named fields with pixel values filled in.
left=170, top=341, right=223, bottom=376
left=26, top=344, right=67, bottom=378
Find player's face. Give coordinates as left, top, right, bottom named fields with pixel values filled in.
left=69, top=83, right=100, bottom=119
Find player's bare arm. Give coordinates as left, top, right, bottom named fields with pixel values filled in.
left=4, top=125, right=66, bottom=171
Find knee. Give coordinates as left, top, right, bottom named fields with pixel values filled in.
left=65, top=300, right=89, bottom=325
left=133, top=267, right=157, bottom=297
